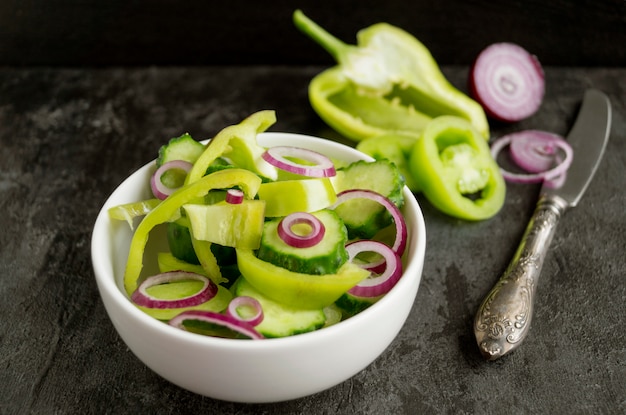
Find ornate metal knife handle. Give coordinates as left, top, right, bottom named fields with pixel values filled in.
left=474, top=195, right=568, bottom=360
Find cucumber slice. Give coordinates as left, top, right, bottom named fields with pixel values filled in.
left=333, top=159, right=405, bottom=239
left=257, top=209, right=348, bottom=275
left=167, top=219, right=200, bottom=265
left=335, top=292, right=382, bottom=316
left=157, top=133, right=205, bottom=167
left=234, top=277, right=326, bottom=338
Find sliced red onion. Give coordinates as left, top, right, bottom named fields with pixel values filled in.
left=330, top=189, right=407, bottom=258
left=131, top=271, right=217, bottom=309
left=278, top=212, right=326, bottom=248
left=169, top=310, right=264, bottom=340
left=226, top=296, right=264, bottom=327
left=150, top=160, right=194, bottom=200
left=491, top=131, right=573, bottom=186
left=346, top=240, right=403, bottom=298
left=261, top=146, right=336, bottom=177
left=508, top=130, right=564, bottom=173
left=469, top=42, right=545, bottom=122
left=225, top=188, right=244, bottom=204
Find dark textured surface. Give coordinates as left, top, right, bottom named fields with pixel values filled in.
left=1, top=0, right=625, bottom=66
left=1, top=66, right=625, bottom=414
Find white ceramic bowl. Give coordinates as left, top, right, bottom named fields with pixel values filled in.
left=91, top=132, right=426, bottom=403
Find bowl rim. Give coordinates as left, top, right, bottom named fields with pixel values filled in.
left=91, top=132, right=427, bottom=350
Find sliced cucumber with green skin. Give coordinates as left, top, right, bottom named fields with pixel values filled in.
left=335, top=292, right=382, bottom=316
left=167, top=219, right=240, bottom=287
left=157, top=133, right=205, bottom=166
left=234, top=277, right=326, bottom=338
left=333, top=159, right=405, bottom=239
left=257, top=209, right=348, bottom=275
left=167, top=219, right=200, bottom=265
left=156, top=133, right=205, bottom=188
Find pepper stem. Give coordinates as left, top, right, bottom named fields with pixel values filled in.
left=293, top=10, right=350, bottom=63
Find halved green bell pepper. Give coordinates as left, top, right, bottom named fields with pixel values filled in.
left=293, top=10, right=489, bottom=141
left=409, top=116, right=505, bottom=220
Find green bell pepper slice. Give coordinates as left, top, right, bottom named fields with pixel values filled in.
left=108, top=198, right=161, bottom=230
left=123, top=168, right=262, bottom=295
left=184, top=200, right=266, bottom=249
left=409, top=116, right=505, bottom=220
left=236, top=248, right=370, bottom=310
left=293, top=10, right=489, bottom=142
left=185, top=110, right=277, bottom=185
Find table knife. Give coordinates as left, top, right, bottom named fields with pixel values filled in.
left=473, top=89, right=612, bottom=360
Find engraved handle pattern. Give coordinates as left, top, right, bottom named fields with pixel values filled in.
left=474, top=196, right=566, bottom=360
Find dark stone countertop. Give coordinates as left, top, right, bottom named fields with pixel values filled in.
left=1, top=66, right=624, bottom=414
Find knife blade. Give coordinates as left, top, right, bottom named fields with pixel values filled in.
left=473, top=89, right=612, bottom=360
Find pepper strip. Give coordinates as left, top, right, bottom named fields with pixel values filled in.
left=108, top=198, right=161, bottom=230
left=190, top=236, right=226, bottom=285
left=124, top=168, right=262, bottom=295
left=185, top=110, right=277, bottom=185
left=236, top=249, right=370, bottom=310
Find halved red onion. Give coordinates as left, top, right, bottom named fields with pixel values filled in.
left=346, top=240, right=403, bottom=298
left=226, top=296, right=264, bottom=327
left=150, top=160, right=194, bottom=200
left=491, top=130, right=573, bottom=186
left=131, top=271, right=217, bottom=309
left=469, top=42, right=545, bottom=122
left=262, top=146, right=336, bottom=177
left=225, top=188, right=244, bottom=204
left=169, top=310, right=264, bottom=340
left=278, top=212, right=326, bottom=248
left=330, top=189, right=407, bottom=258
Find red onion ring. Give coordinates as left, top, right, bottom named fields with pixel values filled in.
left=169, top=310, right=265, bottom=340
left=330, top=189, right=407, bottom=258
left=226, top=296, right=264, bottom=327
left=346, top=240, right=403, bottom=298
left=508, top=130, right=563, bottom=173
left=491, top=131, right=573, bottom=185
left=278, top=212, right=326, bottom=248
left=225, top=188, right=244, bottom=204
left=130, top=271, right=217, bottom=309
left=150, top=160, right=194, bottom=200
left=261, top=146, right=336, bottom=177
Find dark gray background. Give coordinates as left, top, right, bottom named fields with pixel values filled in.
left=1, top=1, right=625, bottom=414
left=1, top=0, right=624, bottom=66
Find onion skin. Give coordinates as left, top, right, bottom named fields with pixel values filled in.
left=469, top=42, right=545, bottom=123
left=225, top=189, right=244, bottom=204
left=150, top=160, right=194, bottom=200
left=277, top=212, right=326, bottom=248
left=346, top=240, right=403, bottom=298
left=262, top=146, right=336, bottom=178
left=491, top=130, right=573, bottom=186
left=331, top=189, right=407, bottom=258
left=508, top=130, right=563, bottom=173
left=227, top=296, right=264, bottom=327
left=169, top=310, right=265, bottom=340
left=130, top=271, right=218, bottom=309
